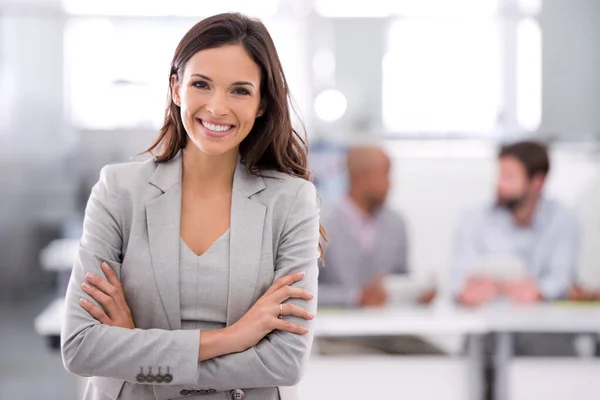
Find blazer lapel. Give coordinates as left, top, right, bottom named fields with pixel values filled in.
left=226, top=162, right=267, bottom=325
left=146, top=154, right=183, bottom=330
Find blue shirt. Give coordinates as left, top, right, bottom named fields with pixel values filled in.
left=450, top=197, right=579, bottom=300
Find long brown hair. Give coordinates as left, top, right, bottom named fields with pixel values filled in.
left=144, top=12, right=327, bottom=257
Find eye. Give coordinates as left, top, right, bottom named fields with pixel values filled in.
left=192, top=81, right=209, bottom=89
left=232, top=87, right=250, bottom=96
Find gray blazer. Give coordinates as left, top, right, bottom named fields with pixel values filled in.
left=61, top=151, right=320, bottom=400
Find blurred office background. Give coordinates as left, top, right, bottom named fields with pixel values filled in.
left=1, top=0, right=600, bottom=399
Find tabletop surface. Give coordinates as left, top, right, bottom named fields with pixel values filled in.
left=35, top=298, right=600, bottom=337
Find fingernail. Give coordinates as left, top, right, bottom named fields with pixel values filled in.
left=80, top=298, right=89, bottom=305
left=303, top=328, right=309, bottom=334
left=308, top=292, right=314, bottom=299
left=298, top=271, right=306, bottom=277
left=85, top=272, right=96, bottom=280
left=82, top=282, right=91, bottom=290
left=308, top=312, right=315, bottom=319
left=101, top=263, right=109, bottom=270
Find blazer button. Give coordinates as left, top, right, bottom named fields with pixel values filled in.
left=155, top=367, right=164, bottom=383
left=136, top=367, right=147, bottom=383
left=180, top=390, right=190, bottom=396
left=163, top=373, right=173, bottom=383
left=143, top=367, right=154, bottom=383
left=231, top=389, right=245, bottom=399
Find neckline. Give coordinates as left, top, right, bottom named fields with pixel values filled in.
left=180, top=229, right=230, bottom=258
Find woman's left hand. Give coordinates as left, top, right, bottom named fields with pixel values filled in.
left=80, top=262, right=135, bottom=329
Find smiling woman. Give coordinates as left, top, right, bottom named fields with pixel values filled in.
left=60, top=13, right=326, bottom=400
left=170, top=45, right=264, bottom=156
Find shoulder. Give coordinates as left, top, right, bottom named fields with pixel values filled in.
left=381, top=207, right=407, bottom=226
left=457, top=204, right=497, bottom=230
left=98, top=157, right=158, bottom=198
left=260, top=171, right=317, bottom=204
left=257, top=171, right=318, bottom=221
left=542, top=198, right=579, bottom=229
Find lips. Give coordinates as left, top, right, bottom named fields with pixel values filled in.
left=196, top=118, right=235, bottom=138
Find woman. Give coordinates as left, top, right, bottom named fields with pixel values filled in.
left=61, top=13, right=324, bottom=400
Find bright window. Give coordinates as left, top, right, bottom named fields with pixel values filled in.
left=64, top=17, right=308, bottom=129
left=516, top=18, right=542, bottom=131
left=64, top=18, right=191, bottom=129
left=383, top=19, right=502, bottom=133
left=382, top=0, right=542, bottom=135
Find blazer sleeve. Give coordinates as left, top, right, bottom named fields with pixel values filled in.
left=190, top=180, right=320, bottom=391
left=61, top=166, right=201, bottom=385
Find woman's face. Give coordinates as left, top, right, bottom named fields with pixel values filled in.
left=171, top=44, right=264, bottom=157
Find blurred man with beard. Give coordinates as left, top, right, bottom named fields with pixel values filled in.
left=451, top=141, right=579, bottom=306
left=450, top=141, right=580, bottom=399
left=451, top=142, right=579, bottom=306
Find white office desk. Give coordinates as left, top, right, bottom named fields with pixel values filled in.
left=316, top=305, right=487, bottom=337
left=315, top=305, right=487, bottom=400
left=39, top=238, right=79, bottom=272
left=473, top=301, right=600, bottom=400
left=478, top=301, right=600, bottom=332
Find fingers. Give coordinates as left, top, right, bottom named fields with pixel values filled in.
left=80, top=298, right=112, bottom=325
left=85, top=271, right=127, bottom=311
left=460, top=286, right=494, bottom=307
left=369, top=273, right=386, bottom=287
left=273, top=286, right=314, bottom=303
left=462, top=293, right=487, bottom=307
left=100, top=263, right=130, bottom=311
left=101, top=262, right=123, bottom=293
left=280, top=303, right=315, bottom=320
left=272, top=318, right=309, bottom=335
left=81, top=281, right=119, bottom=316
left=264, top=272, right=306, bottom=296
left=469, top=277, right=496, bottom=289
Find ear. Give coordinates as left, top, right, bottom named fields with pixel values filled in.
left=170, top=74, right=181, bottom=107
left=531, top=173, right=546, bottom=192
left=256, top=99, right=267, bottom=118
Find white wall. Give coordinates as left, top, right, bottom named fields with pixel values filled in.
left=540, top=0, right=600, bottom=138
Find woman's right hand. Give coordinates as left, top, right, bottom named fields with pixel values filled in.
left=227, top=272, right=315, bottom=353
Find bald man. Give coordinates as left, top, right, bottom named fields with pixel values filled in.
left=320, top=145, right=437, bottom=307
left=317, top=145, right=440, bottom=354
left=318, top=146, right=407, bottom=307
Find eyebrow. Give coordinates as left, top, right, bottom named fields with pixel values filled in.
left=191, top=73, right=256, bottom=88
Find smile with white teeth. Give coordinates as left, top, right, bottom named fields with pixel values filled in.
left=200, top=119, right=233, bottom=132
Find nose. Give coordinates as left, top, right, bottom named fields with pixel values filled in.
left=206, top=91, right=228, bottom=117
